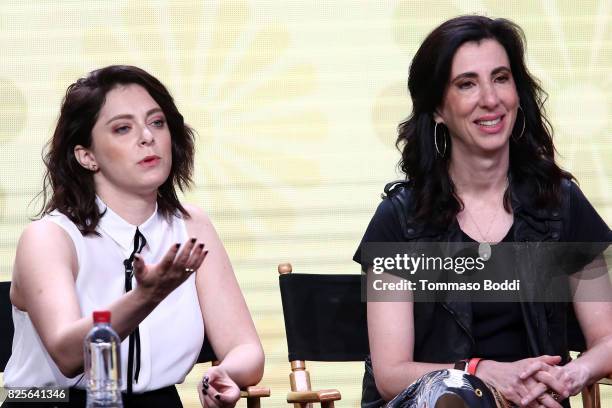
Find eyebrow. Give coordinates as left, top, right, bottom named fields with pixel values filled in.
left=105, top=108, right=164, bottom=125
left=451, top=66, right=511, bottom=83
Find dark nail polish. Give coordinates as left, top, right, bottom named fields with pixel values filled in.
left=203, top=390, right=207, bottom=395
left=203, top=382, right=209, bottom=389
left=199, top=243, right=204, bottom=249
left=175, top=243, right=180, bottom=249
left=191, top=237, right=196, bottom=243
left=214, top=394, right=221, bottom=400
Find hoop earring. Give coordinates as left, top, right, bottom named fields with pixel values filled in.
left=434, top=122, right=447, bottom=157
left=513, top=106, right=526, bottom=141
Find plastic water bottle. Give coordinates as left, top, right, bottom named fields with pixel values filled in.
left=84, top=310, right=123, bottom=408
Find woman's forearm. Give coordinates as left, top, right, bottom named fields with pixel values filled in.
left=217, top=342, right=265, bottom=387
left=51, top=287, right=160, bottom=378
left=566, top=334, right=612, bottom=389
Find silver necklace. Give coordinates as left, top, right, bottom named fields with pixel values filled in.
left=465, top=207, right=498, bottom=261
left=462, top=180, right=508, bottom=261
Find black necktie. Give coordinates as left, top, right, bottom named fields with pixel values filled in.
left=123, top=228, right=146, bottom=395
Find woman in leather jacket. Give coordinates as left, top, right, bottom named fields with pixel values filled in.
left=355, top=15, right=612, bottom=408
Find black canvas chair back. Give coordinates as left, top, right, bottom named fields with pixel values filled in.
left=279, top=271, right=368, bottom=362
left=278, top=264, right=368, bottom=407
left=567, top=307, right=586, bottom=353
left=1, top=281, right=14, bottom=371
left=197, top=332, right=217, bottom=363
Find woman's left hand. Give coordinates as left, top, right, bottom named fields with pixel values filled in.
left=197, top=366, right=241, bottom=408
left=520, top=358, right=590, bottom=400
left=521, top=360, right=591, bottom=397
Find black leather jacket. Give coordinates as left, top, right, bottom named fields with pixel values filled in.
left=362, top=178, right=574, bottom=408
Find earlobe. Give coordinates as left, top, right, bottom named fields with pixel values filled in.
left=74, top=145, right=98, bottom=172
left=433, top=111, right=444, bottom=124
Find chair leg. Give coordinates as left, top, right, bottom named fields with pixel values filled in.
left=290, top=360, right=313, bottom=408
left=246, top=397, right=261, bottom=408
left=581, top=383, right=600, bottom=408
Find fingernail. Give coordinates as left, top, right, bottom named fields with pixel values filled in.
left=204, top=375, right=209, bottom=382
left=215, top=394, right=221, bottom=400
left=199, top=243, right=204, bottom=249
left=203, top=390, right=207, bottom=395
left=191, top=237, right=196, bottom=243
left=175, top=243, right=180, bottom=249
left=203, top=382, right=209, bottom=389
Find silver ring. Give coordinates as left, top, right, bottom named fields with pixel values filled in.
left=185, top=267, right=195, bottom=274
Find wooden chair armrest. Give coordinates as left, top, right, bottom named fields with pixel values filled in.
left=597, top=376, right=612, bottom=386
left=287, top=389, right=342, bottom=403
left=240, top=386, right=271, bottom=398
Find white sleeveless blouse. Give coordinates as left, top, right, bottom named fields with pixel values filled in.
left=4, top=199, right=205, bottom=392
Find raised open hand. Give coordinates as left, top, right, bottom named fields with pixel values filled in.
left=132, top=237, right=207, bottom=303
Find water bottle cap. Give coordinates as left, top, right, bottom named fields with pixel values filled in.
left=92, top=310, right=111, bottom=323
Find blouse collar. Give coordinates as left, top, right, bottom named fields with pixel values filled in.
left=95, top=196, right=160, bottom=256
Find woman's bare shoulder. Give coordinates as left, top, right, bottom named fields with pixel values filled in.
left=181, top=203, right=215, bottom=232
left=12, top=219, right=78, bottom=308
left=18, top=218, right=74, bottom=248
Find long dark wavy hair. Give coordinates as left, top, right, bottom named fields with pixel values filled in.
left=38, top=65, right=195, bottom=235
left=398, top=15, right=573, bottom=226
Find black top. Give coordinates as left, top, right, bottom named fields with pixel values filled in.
left=463, top=226, right=529, bottom=361
left=354, top=181, right=610, bottom=361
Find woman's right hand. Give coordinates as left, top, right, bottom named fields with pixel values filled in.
left=133, top=238, right=207, bottom=303
left=476, top=355, right=568, bottom=407
left=197, top=366, right=241, bottom=408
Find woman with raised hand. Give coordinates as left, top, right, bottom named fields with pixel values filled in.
left=4, top=65, right=264, bottom=408
left=355, top=16, right=611, bottom=408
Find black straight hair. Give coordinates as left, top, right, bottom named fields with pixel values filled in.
left=397, top=15, right=573, bottom=226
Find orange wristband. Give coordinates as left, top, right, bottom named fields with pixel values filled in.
left=467, top=358, right=482, bottom=375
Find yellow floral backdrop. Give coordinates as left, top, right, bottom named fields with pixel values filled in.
left=0, top=1, right=609, bottom=406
